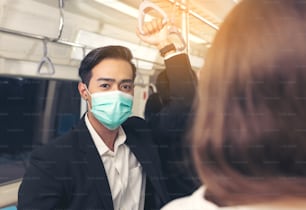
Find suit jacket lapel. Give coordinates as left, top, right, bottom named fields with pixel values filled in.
left=74, top=119, right=114, bottom=210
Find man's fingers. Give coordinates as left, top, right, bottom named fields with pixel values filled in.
left=141, top=18, right=165, bottom=35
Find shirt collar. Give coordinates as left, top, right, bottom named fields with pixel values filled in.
left=85, top=113, right=127, bottom=156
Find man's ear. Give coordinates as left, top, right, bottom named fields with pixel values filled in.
left=78, top=82, right=88, bottom=100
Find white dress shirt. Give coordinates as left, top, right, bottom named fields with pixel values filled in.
left=85, top=114, right=146, bottom=210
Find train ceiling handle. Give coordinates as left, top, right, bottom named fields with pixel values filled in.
left=138, top=0, right=168, bottom=35
left=138, top=1, right=186, bottom=51
left=37, top=56, right=55, bottom=75
left=37, top=39, right=55, bottom=75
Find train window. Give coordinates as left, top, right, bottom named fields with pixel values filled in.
left=0, top=76, right=81, bottom=184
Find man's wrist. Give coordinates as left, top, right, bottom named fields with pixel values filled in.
left=159, top=43, right=176, bottom=57
left=157, top=39, right=173, bottom=50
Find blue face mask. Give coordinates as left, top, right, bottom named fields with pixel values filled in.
left=87, top=89, right=133, bottom=130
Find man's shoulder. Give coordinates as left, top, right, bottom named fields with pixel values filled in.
left=122, top=116, right=153, bottom=142
left=123, top=116, right=149, bottom=129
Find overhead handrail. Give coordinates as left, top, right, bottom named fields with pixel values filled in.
left=51, top=0, right=65, bottom=42
left=166, top=0, right=219, bottom=31
left=0, top=26, right=165, bottom=68
left=37, top=39, right=55, bottom=75
left=0, top=26, right=86, bottom=48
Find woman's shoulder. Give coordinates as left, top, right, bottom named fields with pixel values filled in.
left=161, top=186, right=303, bottom=210
left=161, top=186, right=220, bottom=210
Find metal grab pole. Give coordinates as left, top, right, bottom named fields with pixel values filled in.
left=0, top=26, right=165, bottom=67
left=51, top=0, right=65, bottom=42
left=181, top=0, right=189, bottom=54
left=167, top=0, right=219, bottom=31
left=0, top=26, right=85, bottom=48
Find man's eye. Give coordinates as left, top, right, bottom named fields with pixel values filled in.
left=120, top=84, right=133, bottom=91
left=100, top=84, right=110, bottom=88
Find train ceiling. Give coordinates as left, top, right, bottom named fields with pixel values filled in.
left=31, top=0, right=237, bottom=57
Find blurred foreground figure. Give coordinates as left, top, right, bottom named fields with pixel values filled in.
left=162, top=0, right=306, bottom=209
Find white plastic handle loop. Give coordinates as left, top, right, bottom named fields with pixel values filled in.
left=37, top=39, right=55, bottom=75
left=37, top=56, right=55, bottom=75
left=138, top=0, right=168, bottom=34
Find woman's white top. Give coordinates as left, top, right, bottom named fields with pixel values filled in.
left=161, top=186, right=306, bottom=210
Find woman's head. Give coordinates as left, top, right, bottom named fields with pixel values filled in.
left=192, top=0, right=306, bottom=205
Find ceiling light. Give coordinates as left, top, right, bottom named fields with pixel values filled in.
left=94, top=0, right=207, bottom=44
left=94, top=0, right=139, bottom=18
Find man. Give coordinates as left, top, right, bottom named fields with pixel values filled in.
left=137, top=20, right=200, bottom=199
left=18, top=46, right=169, bottom=210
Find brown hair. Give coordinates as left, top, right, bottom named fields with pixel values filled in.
left=78, top=45, right=136, bottom=86
left=192, top=0, right=306, bottom=205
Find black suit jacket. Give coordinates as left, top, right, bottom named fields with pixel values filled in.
left=18, top=116, right=169, bottom=210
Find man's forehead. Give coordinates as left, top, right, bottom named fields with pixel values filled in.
left=91, top=62, right=133, bottom=75
left=91, top=69, right=133, bottom=79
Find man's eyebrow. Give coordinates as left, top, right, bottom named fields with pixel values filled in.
left=96, top=78, right=133, bottom=83
left=120, top=79, right=133, bottom=83
left=97, top=78, right=115, bottom=82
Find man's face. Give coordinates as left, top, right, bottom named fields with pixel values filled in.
left=79, top=58, right=134, bottom=105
